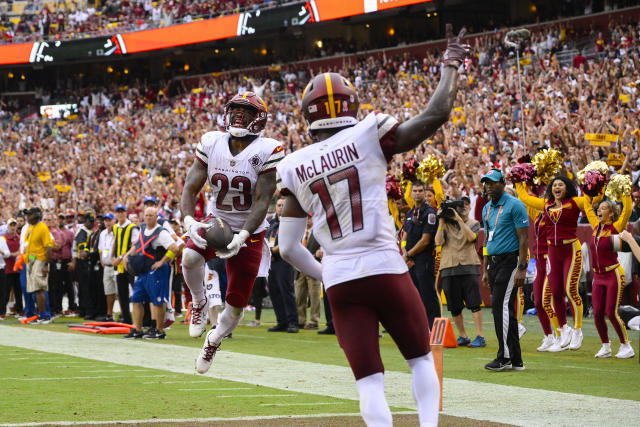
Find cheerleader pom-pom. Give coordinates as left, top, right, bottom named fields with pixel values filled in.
left=402, top=159, right=419, bottom=182
left=416, top=155, right=446, bottom=184
left=386, top=174, right=404, bottom=200
left=582, top=170, right=608, bottom=197
left=532, top=148, right=563, bottom=185
left=605, top=174, right=632, bottom=202
left=508, top=163, right=536, bottom=183
left=577, top=160, right=609, bottom=183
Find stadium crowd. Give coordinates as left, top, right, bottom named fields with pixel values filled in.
left=0, top=0, right=278, bottom=43
left=0, top=12, right=639, bottom=342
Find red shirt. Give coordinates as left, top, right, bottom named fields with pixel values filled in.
left=51, top=226, right=75, bottom=260
left=3, top=233, right=20, bottom=273
left=544, top=198, right=580, bottom=246
left=588, top=223, right=619, bottom=273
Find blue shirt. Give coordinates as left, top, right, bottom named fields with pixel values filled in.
left=482, top=192, right=529, bottom=255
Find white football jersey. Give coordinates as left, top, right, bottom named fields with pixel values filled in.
left=277, top=112, right=407, bottom=288
left=196, top=131, right=284, bottom=233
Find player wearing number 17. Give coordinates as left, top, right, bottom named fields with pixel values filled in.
left=180, top=91, right=285, bottom=374
left=276, top=25, right=469, bottom=427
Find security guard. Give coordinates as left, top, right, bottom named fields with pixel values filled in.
left=403, top=180, right=440, bottom=328
left=70, top=212, right=93, bottom=319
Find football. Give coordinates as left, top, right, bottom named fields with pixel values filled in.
left=202, top=217, right=234, bottom=250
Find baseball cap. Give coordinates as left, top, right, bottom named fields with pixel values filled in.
left=84, top=212, right=95, bottom=220
left=65, top=209, right=75, bottom=217
left=104, top=212, right=115, bottom=220
left=7, top=218, right=16, bottom=225
left=458, top=195, right=471, bottom=204
left=57, top=211, right=65, bottom=218
left=481, top=169, right=505, bottom=183
left=143, top=196, right=157, bottom=205
left=27, top=207, right=42, bottom=215
left=115, top=204, right=126, bottom=212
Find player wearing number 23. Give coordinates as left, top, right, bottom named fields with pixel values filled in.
left=180, top=91, right=284, bottom=375
left=276, top=24, right=470, bottom=427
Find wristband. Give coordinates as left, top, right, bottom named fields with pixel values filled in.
left=482, top=247, right=488, bottom=256
left=166, top=249, right=177, bottom=260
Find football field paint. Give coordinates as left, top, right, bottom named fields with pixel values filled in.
left=2, top=325, right=639, bottom=426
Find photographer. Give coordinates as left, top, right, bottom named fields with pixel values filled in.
left=434, top=196, right=485, bottom=348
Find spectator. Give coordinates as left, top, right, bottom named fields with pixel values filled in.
left=99, top=212, right=117, bottom=321
left=111, top=203, right=139, bottom=325
left=3, top=219, right=22, bottom=317
left=70, top=212, right=93, bottom=319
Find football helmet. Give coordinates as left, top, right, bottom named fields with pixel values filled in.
left=301, top=73, right=359, bottom=132
left=223, top=91, right=268, bottom=137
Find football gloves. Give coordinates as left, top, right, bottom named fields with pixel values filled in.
left=183, top=215, right=210, bottom=249
left=442, top=24, right=470, bottom=69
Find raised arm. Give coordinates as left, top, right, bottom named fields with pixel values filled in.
left=582, top=195, right=600, bottom=229
left=432, top=178, right=445, bottom=208
left=393, top=25, right=469, bottom=154
left=515, top=182, right=546, bottom=211
left=613, top=194, right=633, bottom=233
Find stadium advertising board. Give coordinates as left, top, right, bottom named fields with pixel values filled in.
left=0, top=0, right=432, bottom=64
left=39, top=103, right=78, bottom=119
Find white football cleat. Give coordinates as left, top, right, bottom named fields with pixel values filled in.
left=189, top=297, right=208, bottom=338
left=594, top=343, right=612, bottom=359
left=195, top=329, right=220, bottom=374
left=557, top=324, right=572, bottom=348
left=568, top=328, right=583, bottom=350
left=615, top=342, right=635, bottom=359
left=537, top=334, right=556, bottom=352
left=518, top=323, right=526, bottom=339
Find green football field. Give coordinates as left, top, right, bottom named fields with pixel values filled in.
left=1, top=307, right=639, bottom=426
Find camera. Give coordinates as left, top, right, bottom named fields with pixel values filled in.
left=439, top=199, right=465, bottom=221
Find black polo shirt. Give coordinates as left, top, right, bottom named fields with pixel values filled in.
left=403, top=202, right=438, bottom=262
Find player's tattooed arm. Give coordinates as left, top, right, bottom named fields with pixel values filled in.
left=242, top=170, right=278, bottom=234
left=180, top=161, right=208, bottom=219
left=393, top=24, right=469, bottom=154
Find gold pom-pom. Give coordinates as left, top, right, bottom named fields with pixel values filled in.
left=416, top=155, right=446, bottom=184
left=531, top=148, right=563, bottom=185
left=605, top=174, right=632, bottom=202
left=577, top=161, right=609, bottom=183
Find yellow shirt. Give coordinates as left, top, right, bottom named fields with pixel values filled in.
left=25, top=222, right=53, bottom=261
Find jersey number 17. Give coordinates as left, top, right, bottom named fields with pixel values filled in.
left=309, top=165, right=363, bottom=240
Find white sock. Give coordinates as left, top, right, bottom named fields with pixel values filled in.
left=355, top=372, right=392, bottom=427
left=181, top=249, right=206, bottom=303
left=406, top=353, right=439, bottom=427
left=208, top=305, right=243, bottom=345
left=602, top=342, right=611, bottom=351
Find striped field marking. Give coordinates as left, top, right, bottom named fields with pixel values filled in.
left=1, top=325, right=639, bottom=427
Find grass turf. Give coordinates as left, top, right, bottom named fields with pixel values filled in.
left=2, top=306, right=639, bottom=425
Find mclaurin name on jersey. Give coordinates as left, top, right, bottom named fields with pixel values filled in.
left=294, top=142, right=360, bottom=184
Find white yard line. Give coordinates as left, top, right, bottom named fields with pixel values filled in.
left=1, top=325, right=639, bottom=427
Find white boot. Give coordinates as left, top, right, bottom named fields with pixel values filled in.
left=594, top=342, right=611, bottom=358
left=518, top=323, right=526, bottom=339
left=568, top=328, right=583, bottom=350
left=548, top=325, right=572, bottom=352
left=537, top=334, right=555, bottom=352
left=195, top=329, right=221, bottom=374
left=189, top=297, right=208, bottom=338
left=615, top=342, right=635, bottom=359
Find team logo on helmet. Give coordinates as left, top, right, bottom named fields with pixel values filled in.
left=301, top=73, right=360, bottom=132
left=224, top=91, right=268, bottom=138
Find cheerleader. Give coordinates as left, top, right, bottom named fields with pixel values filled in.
left=515, top=183, right=561, bottom=351
left=583, top=195, right=634, bottom=359
left=516, top=176, right=587, bottom=352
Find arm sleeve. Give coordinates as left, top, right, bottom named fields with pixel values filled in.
left=278, top=216, right=322, bottom=281
left=260, top=145, right=285, bottom=175
left=422, top=209, right=438, bottom=235
left=155, top=229, right=175, bottom=250
left=195, top=140, right=208, bottom=166
left=582, top=196, right=600, bottom=229
left=573, top=196, right=585, bottom=211
left=41, top=225, right=54, bottom=249
left=515, top=182, right=546, bottom=210
left=433, top=178, right=445, bottom=208
left=513, top=201, right=530, bottom=228
left=614, top=194, right=633, bottom=233
left=0, top=237, right=10, bottom=258
left=375, top=112, right=399, bottom=162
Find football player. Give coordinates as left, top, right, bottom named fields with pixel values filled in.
left=180, top=92, right=284, bottom=374
left=276, top=25, right=469, bottom=427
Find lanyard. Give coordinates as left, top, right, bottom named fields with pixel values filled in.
left=485, top=205, right=503, bottom=231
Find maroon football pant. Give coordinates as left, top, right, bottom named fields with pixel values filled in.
left=327, top=272, right=431, bottom=380
left=185, top=230, right=265, bottom=308
left=592, top=266, right=628, bottom=344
